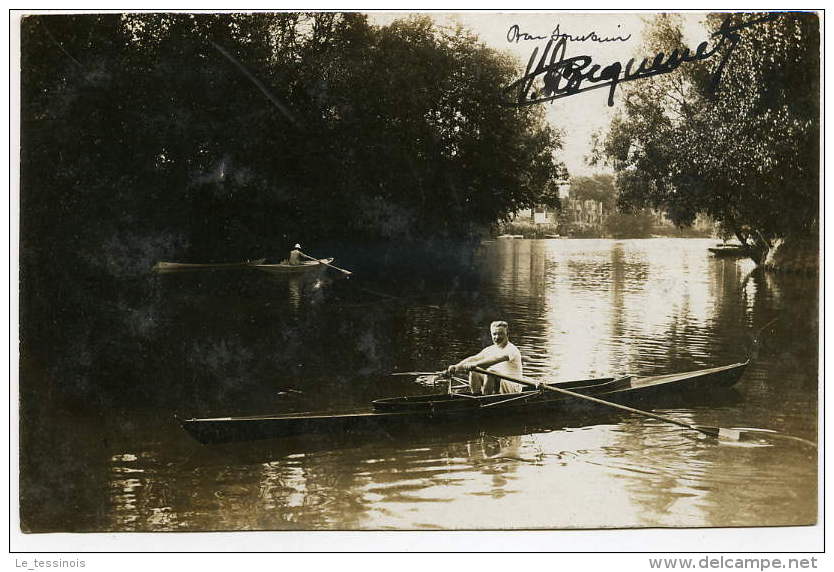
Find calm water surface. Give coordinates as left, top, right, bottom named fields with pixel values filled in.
left=22, top=239, right=818, bottom=530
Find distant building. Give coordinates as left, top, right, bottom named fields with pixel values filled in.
left=566, top=198, right=608, bottom=230
left=512, top=184, right=567, bottom=225
left=511, top=182, right=712, bottom=236
left=513, top=205, right=558, bottom=225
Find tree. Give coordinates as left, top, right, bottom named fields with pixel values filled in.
left=604, top=211, right=655, bottom=238
left=22, top=13, right=568, bottom=266
left=569, top=174, right=617, bottom=207
left=595, top=12, right=819, bottom=264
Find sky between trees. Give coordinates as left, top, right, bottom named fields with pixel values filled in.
left=370, top=12, right=710, bottom=177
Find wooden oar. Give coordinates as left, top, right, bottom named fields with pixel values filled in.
left=297, top=251, right=405, bottom=300
left=471, top=367, right=742, bottom=441
left=391, top=371, right=445, bottom=376
left=299, top=251, right=353, bottom=276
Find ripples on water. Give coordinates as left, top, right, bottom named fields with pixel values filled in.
left=24, top=239, right=818, bottom=531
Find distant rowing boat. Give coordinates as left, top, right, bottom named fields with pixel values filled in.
left=708, top=244, right=748, bottom=257
left=254, top=258, right=335, bottom=273
left=181, top=361, right=748, bottom=444
left=497, top=234, right=524, bottom=239
left=153, top=258, right=266, bottom=272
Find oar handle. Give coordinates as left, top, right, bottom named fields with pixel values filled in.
left=299, top=251, right=352, bottom=276
left=470, top=367, right=710, bottom=434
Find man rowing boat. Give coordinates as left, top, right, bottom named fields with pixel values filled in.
left=445, top=321, right=524, bottom=395
left=288, top=243, right=303, bottom=265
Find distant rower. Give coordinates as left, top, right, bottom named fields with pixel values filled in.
left=288, top=243, right=303, bottom=265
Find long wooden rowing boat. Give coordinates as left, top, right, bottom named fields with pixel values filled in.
left=253, top=258, right=334, bottom=273
left=708, top=244, right=748, bottom=257
left=153, top=258, right=266, bottom=272
left=180, top=361, right=748, bottom=444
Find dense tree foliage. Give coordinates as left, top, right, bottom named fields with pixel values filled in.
left=596, top=12, right=819, bottom=263
left=22, top=13, right=566, bottom=272
left=603, top=211, right=656, bottom=238
left=569, top=174, right=616, bottom=206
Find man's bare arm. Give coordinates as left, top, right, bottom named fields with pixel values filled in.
left=450, top=354, right=509, bottom=373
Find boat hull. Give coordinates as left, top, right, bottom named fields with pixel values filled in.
left=708, top=246, right=748, bottom=257
left=181, top=362, right=748, bottom=444
left=254, top=258, right=334, bottom=273
left=153, top=258, right=266, bottom=272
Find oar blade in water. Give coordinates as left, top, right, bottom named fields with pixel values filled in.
left=694, top=426, right=743, bottom=441
left=717, top=428, right=743, bottom=441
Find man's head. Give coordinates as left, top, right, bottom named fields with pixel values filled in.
left=490, top=321, right=509, bottom=345
left=294, top=243, right=301, bottom=249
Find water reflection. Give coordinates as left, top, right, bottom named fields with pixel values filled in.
left=479, top=240, right=760, bottom=382
left=23, top=239, right=817, bottom=531
left=104, top=409, right=815, bottom=530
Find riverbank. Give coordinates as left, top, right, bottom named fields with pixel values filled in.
left=496, top=220, right=712, bottom=240
left=762, top=237, right=819, bottom=274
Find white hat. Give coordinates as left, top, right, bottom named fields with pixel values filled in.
left=294, top=243, right=301, bottom=248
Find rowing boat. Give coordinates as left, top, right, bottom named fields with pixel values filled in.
left=708, top=244, right=748, bottom=257
left=153, top=258, right=266, bottom=272
left=180, top=361, right=748, bottom=444
left=253, top=258, right=335, bottom=273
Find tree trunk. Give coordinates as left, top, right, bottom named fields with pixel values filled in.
left=762, top=236, right=819, bottom=274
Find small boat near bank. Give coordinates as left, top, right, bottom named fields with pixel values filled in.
left=708, top=243, right=749, bottom=257
left=153, top=258, right=266, bottom=272
left=181, top=361, right=748, bottom=444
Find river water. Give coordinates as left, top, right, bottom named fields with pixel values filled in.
left=19, top=238, right=818, bottom=531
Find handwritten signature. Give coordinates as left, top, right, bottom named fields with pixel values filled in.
left=507, top=23, right=632, bottom=44
left=503, top=14, right=779, bottom=108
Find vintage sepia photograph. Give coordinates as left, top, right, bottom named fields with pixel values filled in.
left=14, top=9, right=821, bottom=545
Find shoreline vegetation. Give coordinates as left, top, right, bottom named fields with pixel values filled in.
left=495, top=220, right=712, bottom=240
left=761, top=237, right=819, bottom=275
left=492, top=223, right=817, bottom=275
left=594, top=13, right=818, bottom=271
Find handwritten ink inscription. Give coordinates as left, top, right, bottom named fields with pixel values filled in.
left=507, top=23, right=632, bottom=44
left=503, top=14, right=779, bottom=108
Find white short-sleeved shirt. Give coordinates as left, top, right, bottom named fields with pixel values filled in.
left=478, top=342, right=523, bottom=379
